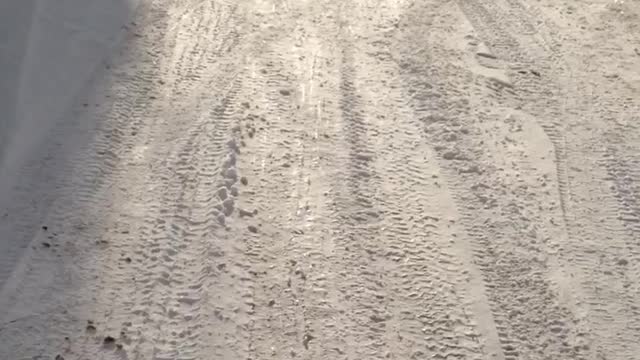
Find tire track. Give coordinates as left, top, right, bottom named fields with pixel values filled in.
left=2, top=0, right=637, bottom=359
left=395, top=1, right=591, bottom=359
left=166, top=1, right=240, bottom=102
left=0, top=1, right=174, bottom=357
left=127, top=75, right=244, bottom=360
left=328, top=42, right=392, bottom=359
left=457, top=0, right=574, bottom=223
left=356, top=11, right=488, bottom=358
left=118, top=3, right=252, bottom=357
left=305, top=2, right=493, bottom=358
left=455, top=0, right=640, bottom=357
left=0, top=1, right=252, bottom=358
left=0, top=1, right=165, bottom=291
left=603, top=143, right=640, bottom=235
left=229, top=5, right=363, bottom=358
left=234, top=44, right=313, bottom=358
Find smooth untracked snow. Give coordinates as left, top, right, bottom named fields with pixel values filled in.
left=1, top=0, right=639, bottom=359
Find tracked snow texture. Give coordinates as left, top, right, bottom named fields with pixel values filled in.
left=1, top=0, right=639, bottom=359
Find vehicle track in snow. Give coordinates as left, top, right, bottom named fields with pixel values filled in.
left=1, top=0, right=639, bottom=359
